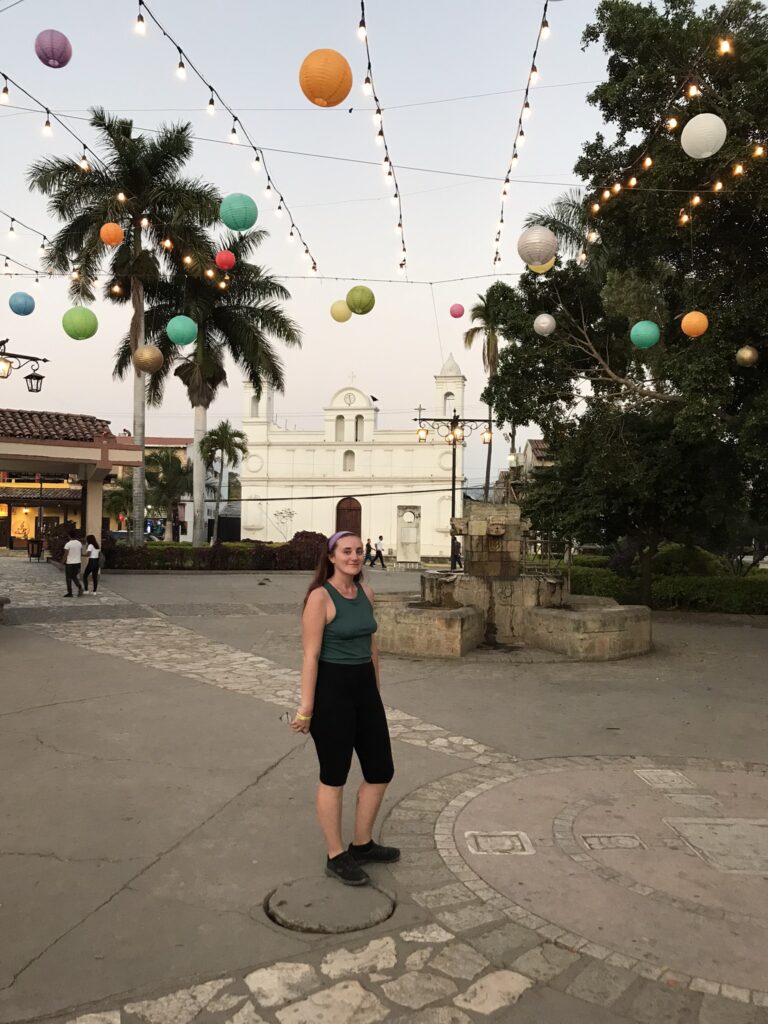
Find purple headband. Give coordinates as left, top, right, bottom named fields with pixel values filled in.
left=328, top=530, right=355, bottom=552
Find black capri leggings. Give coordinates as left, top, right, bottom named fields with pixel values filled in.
left=310, top=660, right=395, bottom=787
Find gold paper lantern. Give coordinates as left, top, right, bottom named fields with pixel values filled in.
left=330, top=300, right=352, bottom=322
left=735, top=345, right=759, bottom=367
left=299, top=49, right=353, bottom=108
left=681, top=311, right=709, bottom=337
left=132, top=345, right=164, bottom=373
left=528, top=256, right=556, bottom=274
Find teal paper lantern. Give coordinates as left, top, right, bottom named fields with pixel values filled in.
left=630, top=320, right=660, bottom=349
left=166, top=315, right=198, bottom=346
left=9, top=291, right=35, bottom=316
left=62, top=307, right=98, bottom=340
left=220, top=193, right=258, bottom=231
left=346, top=285, right=375, bottom=315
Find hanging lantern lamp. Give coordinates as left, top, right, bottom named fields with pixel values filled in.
left=528, top=256, right=556, bottom=273
left=219, top=193, right=258, bottom=231
left=533, top=313, right=556, bottom=336
left=34, top=29, right=72, bottom=68
left=215, top=249, right=236, bottom=271
left=630, top=320, right=661, bottom=349
left=166, top=315, right=198, bottom=346
left=9, top=292, right=35, bottom=316
left=735, top=345, right=759, bottom=367
left=62, top=307, right=98, bottom=340
left=299, top=49, right=353, bottom=108
left=99, top=222, right=125, bottom=246
left=132, top=345, right=164, bottom=373
left=449, top=303, right=465, bottom=319
left=330, top=300, right=352, bottom=322
left=517, top=225, right=557, bottom=266
left=346, top=286, right=375, bottom=315
left=680, top=113, right=727, bottom=160
left=681, top=311, right=709, bottom=337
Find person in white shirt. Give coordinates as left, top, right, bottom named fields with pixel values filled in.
left=372, top=535, right=386, bottom=569
left=82, top=534, right=101, bottom=593
left=63, top=530, right=84, bottom=598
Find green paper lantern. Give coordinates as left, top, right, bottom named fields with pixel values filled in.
left=220, top=193, right=258, bottom=231
left=630, top=320, right=660, bottom=349
left=62, top=306, right=98, bottom=340
left=166, top=315, right=198, bottom=346
left=346, top=285, right=375, bottom=315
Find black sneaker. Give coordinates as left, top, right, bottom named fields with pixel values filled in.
left=349, top=840, right=401, bottom=864
left=325, top=851, right=370, bottom=886
left=63, top=593, right=72, bottom=598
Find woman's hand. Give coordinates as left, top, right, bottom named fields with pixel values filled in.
left=289, top=708, right=312, bottom=734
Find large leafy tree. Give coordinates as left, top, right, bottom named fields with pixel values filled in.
left=199, top=420, right=248, bottom=544
left=28, top=108, right=220, bottom=546
left=483, top=0, right=768, bottom=584
left=114, top=229, right=301, bottom=545
left=145, top=449, right=193, bottom=541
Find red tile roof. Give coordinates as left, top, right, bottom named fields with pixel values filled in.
left=0, top=486, right=81, bottom=502
left=0, top=408, right=111, bottom=443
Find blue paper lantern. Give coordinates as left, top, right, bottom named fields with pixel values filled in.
left=9, top=292, right=35, bottom=316
left=630, top=320, right=660, bottom=349
left=220, top=193, right=258, bottom=231
left=166, top=315, right=198, bottom=346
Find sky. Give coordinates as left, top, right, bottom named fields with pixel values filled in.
left=0, top=0, right=607, bottom=487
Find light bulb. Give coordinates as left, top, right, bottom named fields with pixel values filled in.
left=135, top=11, right=146, bottom=34
left=39, top=238, right=46, bottom=255
left=643, top=156, right=653, bottom=169
left=357, top=18, right=366, bottom=40
left=264, top=180, right=272, bottom=196
left=176, top=51, right=186, bottom=80
left=303, top=247, right=310, bottom=262
left=252, top=151, right=261, bottom=172
left=588, top=230, right=598, bottom=243
left=522, top=100, right=531, bottom=120
left=591, top=202, right=600, bottom=213
left=373, top=109, right=382, bottom=127
left=511, top=152, right=518, bottom=167
left=79, top=152, right=90, bottom=171
left=612, top=182, right=622, bottom=193
left=207, top=93, right=215, bottom=115
left=205, top=268, right=215, bottom=278
left=111, top=283, right=122, bottom=294
left=541, top=18, right=550, bottom=38
left=162, top=238, right=173, bottom=250
left=680, top=212, right=690, bottom=224
left=1, top=79, right=9, bottom=104
left=687, top=83, right=699, bottom=98
left=382, top=154, right=390, bottom=171
left=275, top=202, right=283, bottom=217
left=218, top=280, right=227, bottom=290
left=71, top=269, right=80, bottom=280
left=140, top=216, right=149, bottom=228
left=230, top=122, right=238, bottom=143
left=713, top=180, right=723, bottom=192
left=376, top=128, right=384, bottom=146
left=733, top=163, right=744, bottom=175
left=363, top=74, right=372, bottom=97
left=628, top=176, right=638, bottom=187
left=691, top=194, right=701, bottom=206
left=287, top=228, right=295, bottom=242
left=34, top=275, right=39, bottom=287
left=117, top=191, right=127, bottom=202
left=755, top=145, right=765, bottom=157
left=311, top=262, right=318, bottom=273
left=8, top=220, right=15, bottom=239
left=390, top=192, right=399, bottom=206
left=667, top=117, right=678, bottom=130
left=517, top=129, right=525, bottom=147
left=42, top=111, right=52, bottom=136
left=602, top=189, right=611, bottom=200
left=529, top=64, right=539, bottom=83
left=718, top=38, right=731, bottom=54
left=578, top=251, right=587, bottom=263
left=183, top=255, right=192, bottom=265
left=394, top=221, right=401, bottom=234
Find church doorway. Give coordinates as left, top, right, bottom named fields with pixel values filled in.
left=335, top=496, right=361, bottom=537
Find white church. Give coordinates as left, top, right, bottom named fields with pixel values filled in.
left=239, top=355, right=467, bottom=563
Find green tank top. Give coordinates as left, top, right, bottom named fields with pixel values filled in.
left=319, top=581, right=378, bottom=664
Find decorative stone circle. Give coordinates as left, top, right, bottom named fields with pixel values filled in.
left=265, top=876, right=396, bottom=934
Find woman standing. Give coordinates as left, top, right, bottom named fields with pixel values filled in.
left=82, top=534, right=100, bottom=593
left=292, top=531, right=398, bottom=886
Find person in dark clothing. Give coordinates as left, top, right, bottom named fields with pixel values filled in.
left=82, top=534, right=100, bottom=593
left=451, top=534, right=463, bottom=570
left=363, top=538, right=374, bottom=565
left=290, top=531, right=398, bottom=886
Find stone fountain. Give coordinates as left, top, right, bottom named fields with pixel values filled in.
left=376, top=501, right=651, bottom=661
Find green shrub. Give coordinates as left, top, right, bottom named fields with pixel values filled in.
left=570, top=566, right=768, bottom=614
left=106, top=530, right=326, bottom=571
left=650, top=544, right=727, bottom=578
left=572, top=554, right=611, bottom=568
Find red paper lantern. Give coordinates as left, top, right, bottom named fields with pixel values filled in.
left=215, top=249, right=236, bottom=271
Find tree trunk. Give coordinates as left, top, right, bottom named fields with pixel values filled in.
left=129, top=230, right=146, bottom=548
left=211, top=450, right=223, bottom=544
left=192, top=405, right=207, bottom=546
left=483, top=405, right=493, bottom=502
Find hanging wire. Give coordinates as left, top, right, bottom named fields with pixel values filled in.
left=135, top=0, right=318, bottom=272
left=429, top=283, right=445, bottom=363
left=359, top=0, right=408, bottom=273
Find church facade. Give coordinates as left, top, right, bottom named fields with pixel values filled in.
left=239, top=355, right=466, bottom=562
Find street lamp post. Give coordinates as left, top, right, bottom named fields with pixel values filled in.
left=414, top=406, right=493, bottom=570
left=0, top=338, right=49, bottom=392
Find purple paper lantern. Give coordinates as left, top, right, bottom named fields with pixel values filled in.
left=35, top=30, right=72, bottom=69
left=450, top=303, right=465, bottom=319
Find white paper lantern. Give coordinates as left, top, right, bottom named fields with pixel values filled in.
left=517, top=226, right=558, bottom=266
left=680, top=113, right=727, bottom=160
left=533, top=313, right=556, bottom=337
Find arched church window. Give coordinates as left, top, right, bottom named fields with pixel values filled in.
left=443, top=391, right=455, bottom=417
left=355, top=415, right=364, bottom=442
left=250, top=396, right=260, bottom=418
left=335, top=415, right=345, bottom=442
left=343, top=450, right=355, bottom=472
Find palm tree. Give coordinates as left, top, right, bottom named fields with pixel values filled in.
left=199, top=421, right=249, bottom=544
left=525, top=188, right=608, bottom=280
left=463, top=284, right=506, bottom=501
left=145, top=449, right=193, bottom=541
left=114, top=228, right=301, bottom=545
left=28, top=108, right=220, bottom=546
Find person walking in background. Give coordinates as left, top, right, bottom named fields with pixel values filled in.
left=363, top=538, right=374, bottom=566
left=291, top=530, right=398, bottom=886
left=63, top=529, right=84, bottom=598
left=82, top=534, right=100, bottom=593
left=372, top=535, right=387, bottom=569
left=451, top=532, right=463, bottom=570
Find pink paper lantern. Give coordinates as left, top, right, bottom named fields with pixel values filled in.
left=215, top=249, right=236, bottom=271
left=450, top=303, right=465, bottom=319
left=35, top=29, right=72, bottom=69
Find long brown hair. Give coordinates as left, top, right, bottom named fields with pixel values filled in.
left=303, top=532, right=363, bottom=607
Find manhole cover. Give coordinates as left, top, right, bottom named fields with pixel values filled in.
left=265, top=876, right=396, bottom=934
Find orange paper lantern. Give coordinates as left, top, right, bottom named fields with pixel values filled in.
left=100, top=222, right=124, bottom=246
left=681, top=310, right=709, bottom=337
left=299, top=49, right=353, bottom=108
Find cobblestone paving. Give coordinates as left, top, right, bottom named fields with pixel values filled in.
left=0, top=558, right=130, bottom=608
left=6, top=560, right=765, bottom=1023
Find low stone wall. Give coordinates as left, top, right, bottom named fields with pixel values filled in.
left=376, top=593, right=485, bottom=659
left=522, top=603, right=652, bottom=660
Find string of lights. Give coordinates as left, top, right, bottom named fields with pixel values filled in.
left=1, top=250, right=43, bottom=283
left=0, top=71, right=105, bottom=173
left=358, top=0, right=408, bottom=273
left=0, top=206, right=49, bottom=255
left=134, top=0, right=318, bottom=272
left=493, top=0, right=551, bottom=267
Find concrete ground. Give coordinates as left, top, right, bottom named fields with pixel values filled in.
left=1, top=555, right=767, bottom=1024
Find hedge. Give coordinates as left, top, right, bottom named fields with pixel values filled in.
left=105, top=531, right=326, bottom=571
left=570, top=566, right=768, bottom=614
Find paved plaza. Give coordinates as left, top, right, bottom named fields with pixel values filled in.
left=1, top=556, right=768, bottom=1024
